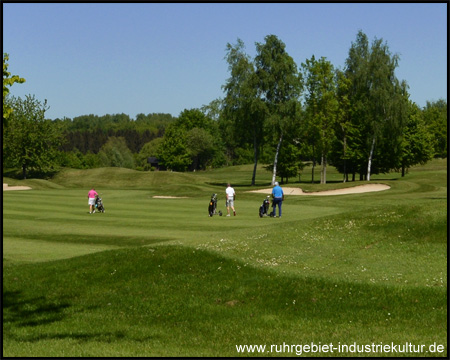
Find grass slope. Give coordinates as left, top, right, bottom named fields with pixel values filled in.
left=3, top=246, right=446, bottom=357
left=3, top=159, right=447, bottom=357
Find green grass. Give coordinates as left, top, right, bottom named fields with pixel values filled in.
left=3, top=159, right=447, bottom=357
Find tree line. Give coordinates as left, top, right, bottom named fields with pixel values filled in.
left=55, top=113, right=174, bottom=154
left=3, top=30, right=447, bottom=182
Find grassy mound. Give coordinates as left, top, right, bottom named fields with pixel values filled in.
left=3, top=246, right=446, bottom=357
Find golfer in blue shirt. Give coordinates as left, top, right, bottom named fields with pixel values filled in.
left=271, top=182, right=284, bottom=218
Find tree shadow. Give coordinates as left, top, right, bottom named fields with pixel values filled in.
left=3, top=290, right=158, bottom=344
left=3, top=290, right=71, bottom=328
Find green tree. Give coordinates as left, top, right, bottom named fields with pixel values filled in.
left=137, top=137, right=164, bottom=171
left=255, top=35, right=302, bottom=185
left=330, top=69, right=356, bottom=182
left=157, top=124, right=191, bottom=172
left=398, top=102, right=434, bottom=176
left=58, top=148, right=84, bottom=169
left=3, top=53, right=26, bottom=126
left=265, top=142, right=301, bottom=184
left=98, top=137, right=135, bottom=169
left=422, top=99, right=447, bottom=158
left=374, top=78, right=410, bottom=174
left=302, top=55, right=338, bottom=184
left=158, top=109, right=224, bottom=171
left=83, top=151, right=102, bottom=169
left=186, top=127, right=215, bottom=170
left=344, top=30, right=408, bottom=180
left=179, top=108, right=225, bottom=169
left=201, top=98, right=223, bottom=122
left=3, top=95, right=62, bottom=179
left=222, top=38, right=266, bottom=185
left=175, top=108, right=213, bottom=132
left=58, top=148, right=101, bottom=169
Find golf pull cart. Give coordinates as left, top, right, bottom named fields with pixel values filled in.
left=94, top=194, right=105, bottom=213
left=208, top=193, right=222, bottom=217
left=259, top=195, right=274, bottom=217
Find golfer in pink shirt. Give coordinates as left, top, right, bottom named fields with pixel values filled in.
left=88, top=187, right=98, bottom=214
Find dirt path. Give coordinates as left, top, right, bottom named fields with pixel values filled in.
left=248, top=184, right=390, bottom=196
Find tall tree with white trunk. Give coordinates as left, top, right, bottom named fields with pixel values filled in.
left=254, top=35, right=302, bottom=185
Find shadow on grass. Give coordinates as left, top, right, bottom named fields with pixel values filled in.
left=3, top=287, right=158, bottom=345
left=3, top=290, right=71, bottom=328
left=3, top=290, right=159, bottom=344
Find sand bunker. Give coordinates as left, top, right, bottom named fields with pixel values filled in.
left=3, top=183, right=32, bottom=191
left=3, top=183, right=390, bottom=196
left=248, top=184, right=390, bottom=196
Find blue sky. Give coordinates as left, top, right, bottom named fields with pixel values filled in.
left=3, top=3, right=447, bottom=120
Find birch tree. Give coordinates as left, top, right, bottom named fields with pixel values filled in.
left=344, top=30, right=407, bottom=180
left=302, top=55, right=338, bottom=184
left=222, top=38, right=266, bottom=185
left=332, top=69, right=354, bottom=182
left=255, top=35, right=302, bottom=185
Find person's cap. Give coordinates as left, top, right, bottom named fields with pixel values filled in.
left=274, top=182, right=279, bottom=186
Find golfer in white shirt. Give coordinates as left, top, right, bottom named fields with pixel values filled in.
left=225, top=183, right=236, bottom=216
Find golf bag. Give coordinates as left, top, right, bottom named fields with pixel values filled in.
left=259, top=196, right=273, bottom=217
left=208, top=193, right=222, bottom=217
left=94, top=194, right=105, bottom=213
